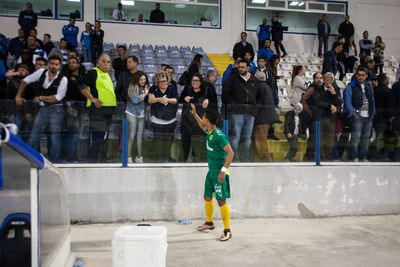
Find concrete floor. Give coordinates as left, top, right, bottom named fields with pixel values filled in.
left=71, top=215, right=400, bottom=267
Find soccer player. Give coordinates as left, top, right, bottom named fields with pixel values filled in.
left=190, top=104, right=234, bottom=241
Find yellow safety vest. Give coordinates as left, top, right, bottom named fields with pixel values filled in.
left=87, top=67, right=116, bottom=107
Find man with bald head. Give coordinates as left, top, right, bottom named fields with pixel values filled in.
left=81, top=54, right=117, bottom=162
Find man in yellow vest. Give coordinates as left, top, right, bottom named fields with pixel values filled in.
left=80, top=54, right=117, bottom=162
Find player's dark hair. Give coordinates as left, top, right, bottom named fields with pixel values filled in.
left=205, top=108, right=219, bottom=125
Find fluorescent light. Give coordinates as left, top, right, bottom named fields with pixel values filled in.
left=67, top=0, right=80, bottom=2
left=251, top=0, right=266, bottom=4
left=298, top=2, right=305, bottom=6
left=121, top=0, right=135, bottom=6
left=175, top=4, right=186, bottom=8
left=289, top=1, right=299, bottom=6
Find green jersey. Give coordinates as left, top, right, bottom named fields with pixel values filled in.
left=206, top=128, right=229, bottom=170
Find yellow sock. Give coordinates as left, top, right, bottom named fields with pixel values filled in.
left=220, top=204, right=230, bottom=230
left=205, top=200, right=214, bottom=223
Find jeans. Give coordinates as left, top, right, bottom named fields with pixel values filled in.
left=28, top=105, right=65, bottom=162
left=152, top=122, right=176, bottom=162
left=126, top=113, right=144, bottom=158
left=318, top=36, right=329, bottom=57
left=229, top=114, right=255, bottom=162
left=350, top=116, right=373, bottom=160
left=82, top=48, right=91, bottom=63
left=286, top=136, right=298, bottom=161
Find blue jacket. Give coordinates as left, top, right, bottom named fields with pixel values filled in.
left=18, top=10, right=37, bottom=31
left=317, top=20, right=330, bottom=37
left=257, top=24, right=271, bottom=41
left=0, top=34, right=7, bottom=80
left=322, top=49, right=337, bottom=75
left=80, top=30, right=91, bottom=50
left=8, top=37, right=26, bottom=58
left=249, top=61, right=256, bottom=73
left=343, top=79, right=376, bottom=118
left=257, top=48, right=274, bottom=62
left=62, top=24, right=79, bottom=47
left=126, top=85, right=146, bottom=117
left=222, top=64, right=235, bottom=86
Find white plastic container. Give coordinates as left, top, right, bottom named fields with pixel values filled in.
left=112, top=225, right=168, bottom=267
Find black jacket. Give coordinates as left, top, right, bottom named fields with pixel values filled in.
left=338, top=21, right=354, bottom=38
left=115, top=71, right=134, bottom=102
left=343, top=42, right=358, bottom=57
left=313, top=83, right=343, bottom=120
left=232, top=42, right=255, bottom=61
left=150, top=9, right=165, bottom=23
left=222, top=73, right=262, bottom=116
left=322, top=49, right=338, bottom=75
left=255, top=80, right=280, bottom=125
left=112, top=57, right=127, bottom=82
left=271, top=21, right=284, bottom=42
left=284, top=110, right=303, bottom=136
left=90, top=29, right=104, bottom=48
left=374, top=84, right=391, bottom=123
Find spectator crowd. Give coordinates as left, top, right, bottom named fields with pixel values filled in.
left=1, top=3, right=400, bottom=163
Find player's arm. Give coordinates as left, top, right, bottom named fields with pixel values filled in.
left=218, top=144, right=234, bottom=184
left=189, top=103, right=206, bottom=133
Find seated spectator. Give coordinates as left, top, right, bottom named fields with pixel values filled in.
left=112, top=45, right=128, bottom=81
left=18, top=2, right=37, bottom=36
left=34, top=57, right=48, bottom=71
left=134, top=13, right=145, bottom=23
left=251, top=55, right=275, bottom=91
left=253, top=71, right=280, bottom=162
left=62, top=17, right=79, bottom=50
left=145, top=71, right=179, bottom=162
left=15, top=55, right=67, bottom=162
left=366, top=59, right=376, bottom=79
left=115, top=55, right=139, bottom=101
left=80, top=54, right=117, bottom=162
left=343, top=35, right=358, bottom=74
left=343, top=66, right=376, bottom=162
left=179, top=73, right=217, bottom=162
left=322, top=41, right=343, bottom=75
left=203, top=69, right=218, bottom=94
left=113, top=3, right=125, bottom=21
left=233, top=32, right=254, bottom=61
left=289, top=65, right=308, bottom=107
left=244, top=51, right=256, bottom=73
left=49, top=38, right=69, bottom=65
left=150, top=3, right=165, bottom=23
left=372, top=36, right=385, bottom=74
left=8, top=29, right=26, bottom=61
left=42, top=33, right=55, bottom=56
left=373, top=73, right=391, bottom=161
left=29, top=29, right=44, bottom=48
left=257, top=39, right=274, bottom=62
left=20, top=35, right=47, bottom=65
left=80, top=23, right=92, bottom=63
left=90, top=20, right=104, bottom=65
left=18, top=49, right=35, bottom=73
left=125, top=71, right=149, bottom=163
left=284, top=103, right=304, bottom=161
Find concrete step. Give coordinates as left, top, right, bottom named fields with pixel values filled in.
left=207, top=54, right=233, bottom=76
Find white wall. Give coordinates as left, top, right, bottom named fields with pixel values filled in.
left=60, top=164, right=400, bottom=223
left=0, top=0, right=399, bottom=56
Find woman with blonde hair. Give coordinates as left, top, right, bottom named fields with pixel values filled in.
left=289, top=65, right=308, bottom=107
left=125, top=71, right=149, bottom=163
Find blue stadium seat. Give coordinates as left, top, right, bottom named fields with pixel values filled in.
left=142, top=50, right=155, bottom=57
left=201, top=66, right=217, bottom=74
left=142, top=44, right=153, bottom=51
left=129, top=43, right=140, bottom=50
left=155, top=45, right=166, bottom=52
left=169, top=51, right=182, bottom=58
left=128, top=51, right=140, bottom=58
left=192, top=46, right=203, bottom=53
left=116, top=43, right=127, bottom=49
left=171, top=58, right=184, bottom=66
left=155, top=50, right=168, bottom=58
left=182, top=51, right=193, bottom=60
left=82, top=62, right=94, bottom=71
left=142, top=56, right=156, bottom=64
left=103, top=42, right=114, bottom=49
left=157, top=57, right=170, bottom=65
left=202, top=58, right=213, bottom=67
left=175, top=65, right=186, bottom=75
left=215, top=76, right=222, bottom=86
left=180, top=46, right=191, bottom=53
left=143, top=64, right=158, bottom=73
left=137, top=64, right=144, bottom=71
left=168, top=45, right=179, bottom=52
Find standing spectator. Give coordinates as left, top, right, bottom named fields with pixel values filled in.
left=343, top=66, right=376, bottom=162
left=112, top=3, right=125, bottom=21
left=266, top=54, right=281, bottom=141
left=15, top=55, right=67, bottom=162
left=80, top=23, right=92, bottom=63
left=251, top=55, right=275, bottom=93
left=21, top=35, right=47, bottom=65
left=115, top=55, right=139, bottom=101
left=179, top=73, right=217, bottom=162
left=90, top=20, right=104, bottom=64
left=257, top=39, right=274, bottom=62
left=145, top=71, right=179, bottom=162
left=244, top=52, right=256, bottom=73
left=271, top=15, right=287, bottom=57
left=317, top=15, right=331, bottom=57
left=165, top=65, right=178, bottom=95
left=222, top=59, right=261, bottom=162
left=125, top=71, right=149, bottom=163
left=232, top=32, right=255, bottom=61
left=61, top=56, right=87, bottom=162
left=359, top=31, right=374, bottom=58
left=322, top=41, right=343, bottom=75
left=338, top=15, right=354, bottom=42
left=222, top=58, right=240, bottom=86
left=8, top=29, right=26, bottom=61
left=336, top=36, right=346, bottom=80
left=256, top=18, right=271, bottom=50
left=80, top=54, right=117, bottom=162
left=372, top=36, right=385, bottom=74
left=62, top=17, right=79, bottom=50
left=18, top=3, right=37, bottom=37
left=389, top=80, right=400, bottom=161
left=112, top=45, right=128, bottom=81
left=150, top=3, right=165, bottom=23
left=253, top=71, right=280, bottom=162
left=0, top=33, right=7, bottom=95
left=343, top=35, right=358, bottom=74
left=42, top=33, right=54, bottom=56
left=49, top=38, right=69, bottom=65
left=289, top=65, right=308, bottom=107
left=181, top=54, right=203, bottom=87
left=313, top=72, right=342, bottom=161
left=373, top=73, right=391, bottom=160
left=284, top=103, right=304, bottom=162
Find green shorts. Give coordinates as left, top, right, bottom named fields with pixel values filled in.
left=204, top=168, right=231, bottom=200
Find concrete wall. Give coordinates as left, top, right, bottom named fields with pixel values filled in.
left=60, top=164, right=400, bottom=223
left=1, top=0, right=399, bottom=56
